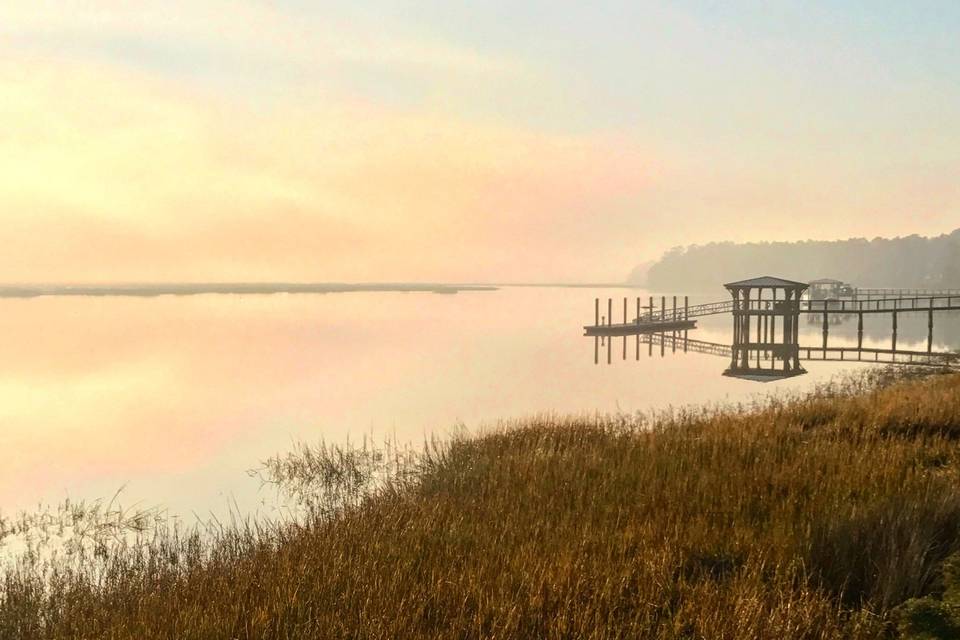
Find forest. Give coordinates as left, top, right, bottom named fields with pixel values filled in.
left=633, top=229, right=960, bottom=293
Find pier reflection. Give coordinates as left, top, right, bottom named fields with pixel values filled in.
left=594, top=332, right=960, bottom=382
left=592, top=331, right=958, bottom=381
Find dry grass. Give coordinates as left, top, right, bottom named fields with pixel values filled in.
left=3, top=368, right=960, bottom=639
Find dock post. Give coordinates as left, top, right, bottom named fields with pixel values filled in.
left=649, top=296, right=654, bottom=322
left=673, top=295, right=677, bottom=322
left=780, top=292, right=788, bottom=348
left=684, top=296, right=689, bottom=321
left=636, top=297, right=641, bottom=325
left=622, top=299, right=627, bottom=360
left=857, top=311, right=864, bottom=349
left=771, top=289, right=777, bottom=343
left=595, top=298, right=599, bottom=327
left=892, top=310, right=898, bottom=351
left=928, top=307, right=934, bottom=353
left=794, top=292, right=801, bottom=345
left=661, top=296, right=666, bottom=322
left=608, top=298, right=612, bottom=326
left=822, top=310, right=829, bottom=350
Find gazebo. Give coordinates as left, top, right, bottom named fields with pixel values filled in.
left=723, top=276, right=809, bottom=380
left=808, top=278, right=855, bottom=301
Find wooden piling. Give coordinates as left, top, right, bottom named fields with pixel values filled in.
left=822, top=311, right=829, bottom=350
left=892, top=310, right=898, bottom=351
left=620, top=299, right=627, bottom=360
left=857, top=311, right=864, bottom=349
left=928, top=306, right=934, bottom=353
left=771, top=289, right=777, bottom=343
left=595, top=298, right=599, bottom=327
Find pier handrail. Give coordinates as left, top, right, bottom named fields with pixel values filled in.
left=799, top=294, right=960, bottom=313
left=855, top=287, right=960, bottom=298
left=615, top=293, right=960, bottom=326
left=638, top=299, right=733, bottom=322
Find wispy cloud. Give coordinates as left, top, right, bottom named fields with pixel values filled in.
left=0, top=1, right=523, bottom=77
left=0, top=50, right=647, bottom=282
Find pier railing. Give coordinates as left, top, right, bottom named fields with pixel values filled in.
left=638, top=299, right=732, bottom=321
left=856, top=287, right=960, bottom=299
left=800, top=295, right=960, bottom=313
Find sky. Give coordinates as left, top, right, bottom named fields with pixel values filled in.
left=1, top=1, right=958, bottom=283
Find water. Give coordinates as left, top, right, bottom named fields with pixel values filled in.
left=0, top=286, right=955, bottom=520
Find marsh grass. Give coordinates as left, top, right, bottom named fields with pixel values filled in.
left=3, top=368, right=960, bottom=638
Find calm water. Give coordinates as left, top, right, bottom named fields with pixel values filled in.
left=1, top=287, right=955, bottom=519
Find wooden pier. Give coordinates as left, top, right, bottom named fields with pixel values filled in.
left=586, top=276, right=960, bottom=375
left=583, top=295, right=695, bottom=337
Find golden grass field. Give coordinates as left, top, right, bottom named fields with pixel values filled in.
left=3, top=368, right=960, bottom=639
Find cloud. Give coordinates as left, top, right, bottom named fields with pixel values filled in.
left=0, top=51, right=650, bottom=282
left=0, top=1, right=522, bottom=77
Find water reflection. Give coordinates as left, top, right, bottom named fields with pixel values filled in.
left=2, top=287, right=860, bottom=518
left=3, top=287, right=957, bottom=520
left=592, top=320, right=959, bottom=380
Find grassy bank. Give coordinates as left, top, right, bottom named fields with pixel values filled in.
left=4, top=370, right=960, bottom=638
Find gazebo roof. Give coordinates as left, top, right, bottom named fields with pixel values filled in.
left=809, top=278, right=844, bottom=285
left=723, top=276, right=809, bottom=290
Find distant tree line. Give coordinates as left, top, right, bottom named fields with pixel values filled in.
left=633, top=229, right=960, bottom=293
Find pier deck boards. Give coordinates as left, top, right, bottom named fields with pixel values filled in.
left=584, top=319, right=696, bottom=337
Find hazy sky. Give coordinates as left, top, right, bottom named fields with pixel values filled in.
left=2, top=1, right=958, bottom=282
